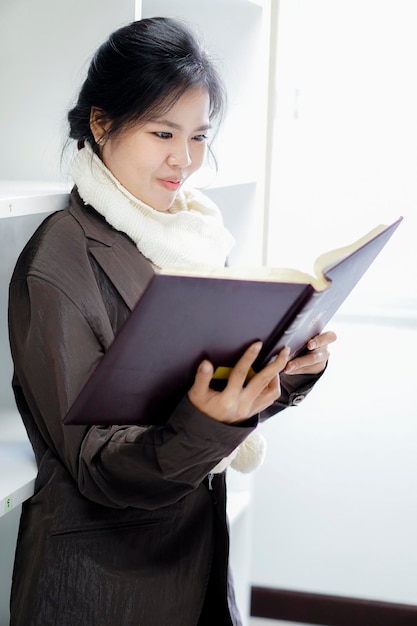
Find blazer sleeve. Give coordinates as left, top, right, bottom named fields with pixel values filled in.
left=259, top=369, right=326, bottom=422
left=9, top=275, right=256, bottom=510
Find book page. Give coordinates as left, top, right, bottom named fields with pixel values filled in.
left=161, top=264, right=329, bottom=290
left=314, top=223, right=389, bottom=277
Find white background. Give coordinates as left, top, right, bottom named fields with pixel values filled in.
left=250, top=0, right=417, bottom=606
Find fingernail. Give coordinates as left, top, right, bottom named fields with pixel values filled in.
left=308, top=339, right=316, bottom=350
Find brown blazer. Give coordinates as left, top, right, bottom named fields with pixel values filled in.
left=8, top=190, right=318, bottom=626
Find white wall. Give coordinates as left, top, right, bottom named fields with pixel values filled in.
left=250, top=0, right=417, bottom=606
left=0, top=0, right=135, bottom=182
left=251, top=316, right=417, bottom=605
left=266, top=0, right=417, bottom=304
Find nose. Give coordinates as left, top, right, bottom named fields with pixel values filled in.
left=168, top=140, right=192, bottom=168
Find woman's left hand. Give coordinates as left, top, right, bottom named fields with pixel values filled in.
left=283, top=330, right=337, bottom=376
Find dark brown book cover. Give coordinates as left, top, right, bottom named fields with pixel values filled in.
left=63, top=217, right=402, bottom=426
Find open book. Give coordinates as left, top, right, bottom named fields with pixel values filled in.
left=63, top=216, right=402, bottom=426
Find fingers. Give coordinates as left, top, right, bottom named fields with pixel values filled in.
left=188, top=342, right=291, bottom=424
left=285, top=348, right=328, bottom=374
left=227, top=342, right=290, bottom=392
left=246, top=369, right=281, bottom=414
left=307, top=330, right=337, bottom=351
left=194, top=359, right=214, bottom=386
left=236, top=345, right=290, bottom=415
left=188, top=359, right=214, bottom=406
left=226, top=341, right=263, bottom=388
left=244, top=345, right=290, bottom=394
left=285, top=329, right=337, bottom=375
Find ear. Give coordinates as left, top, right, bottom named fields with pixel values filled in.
left=89, top=107, right=111, bottom=144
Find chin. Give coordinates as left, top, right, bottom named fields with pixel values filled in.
left=157, top=196, right=179, bottom=213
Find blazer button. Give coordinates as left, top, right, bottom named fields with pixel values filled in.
left=292, top=394, right=305, bottom=405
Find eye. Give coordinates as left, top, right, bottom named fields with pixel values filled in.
left=193, top=134, right=209, bottom=142
left=154, top=131, right=172, bottom=139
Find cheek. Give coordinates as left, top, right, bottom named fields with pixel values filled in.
left=191, top=144, right=207, bottom=170
left=101, top=141, right=129, bottom=176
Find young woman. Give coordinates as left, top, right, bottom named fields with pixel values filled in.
left=8, top=17, right=336, bottom=626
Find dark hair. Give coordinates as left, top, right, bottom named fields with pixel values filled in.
left=68, top=17, right=226, bottom=146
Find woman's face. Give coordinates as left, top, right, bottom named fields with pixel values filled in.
left=96, top=87, right=211, bottom=212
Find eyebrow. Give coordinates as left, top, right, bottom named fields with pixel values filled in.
left=151, top=119, right=212, bottom=132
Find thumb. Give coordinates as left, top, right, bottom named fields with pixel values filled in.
left=192, top=360, right=214, bottom=392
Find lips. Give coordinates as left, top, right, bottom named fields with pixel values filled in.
left=158, top=178, right=182, bottom=191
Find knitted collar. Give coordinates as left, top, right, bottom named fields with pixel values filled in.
left=71, top=143, right=235, bottom=269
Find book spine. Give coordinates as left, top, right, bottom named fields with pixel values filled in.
left=280, top=290, right=323, bottom=357
left=257, top=286, right=314, bottom=367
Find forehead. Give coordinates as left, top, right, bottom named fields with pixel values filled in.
left=148, top=87, right=210, bottom=123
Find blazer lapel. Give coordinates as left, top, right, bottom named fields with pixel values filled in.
left=69, top=190, right=155, bottom=311
left=90, top=243, right=155, bottom=311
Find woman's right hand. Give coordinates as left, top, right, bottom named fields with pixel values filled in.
left=188, top=342, right=290, bottom=424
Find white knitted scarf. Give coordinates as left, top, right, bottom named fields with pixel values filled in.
left=71, top=143, right=235, bottom=269
left=71, top=143, right=266, bottom=474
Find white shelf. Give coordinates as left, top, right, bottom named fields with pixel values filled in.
left=0, top=412, right=36, bottom=518
left=0, top=181, right=70, bottom=218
